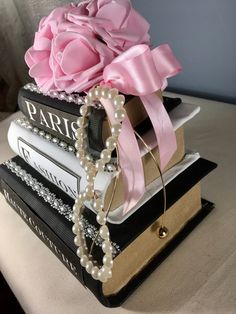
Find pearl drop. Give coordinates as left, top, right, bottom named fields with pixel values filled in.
left=111, top=124, right=122, bottom=137
left=103, top=255, right=113, bottom=268
left=102, top=240, right=113, bottom=254
left=91, top=266, right=99, bottom=280
left=101, top=265, right=112, bottom=279
left=76, top=247, right=84, bottom=258
left=101, top=87, right=109, bottom=99
left=99, top=225, right=110, bottom=239
left=74, top=235, right=82, bottom=246
left=96, top=211, right=106, bottom=225
left=80, top=254, right=88, bottom=267
left=95, top=160, right=105, bottom=171
left=107, top=88, right=118, bottom=100
left=93, top=198, right=103, bottom=211
left=100, top=149, right=111, bottom=163
left=72, top=224, right=80, bottom=235
left=105, top=136, right=117, bottom=150
left=97, top=270, right=107, bottom=283
left=115, top=108, right=126, bottom=122
left=94, top=86, right=102, bottom=98
left=85, top=261, right=93, bottom=274
left=113, top=94, right=125, bottom=108
left=80, top=105, right=88, bottom=116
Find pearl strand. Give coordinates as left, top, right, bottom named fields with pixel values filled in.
left=73, top=85, right=125, bottom=282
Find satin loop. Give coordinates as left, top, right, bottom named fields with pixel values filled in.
left=101, top=44, right=182, bottom=215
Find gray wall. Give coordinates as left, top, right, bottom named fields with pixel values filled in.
left=132, top=0, right=236, bottom=104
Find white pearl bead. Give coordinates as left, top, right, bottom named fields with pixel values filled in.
left=76, top=117, right=88, bottom=128
left=103, top=254, right=113, bottom=268
left=85, top=261, right=93, bottom=274
left=91, top=266, right=99, bottom=280
left=94, top=86, right=102, bottom=98
left=71, top=213, right=78, bottom=223
left=101, top=87, right=109, bottom=99
left=85, top=185, right=94, bottom=198
left=111, top=124, right=122, bottom=137
left=76, top=247, right=84, bottom=258
left=99, top=225, right=110, bottom=239
left=115, top=108, right=126, bottom=122
left=84, top=96, right=92, bottom=106
left=86, top=172, right=95, bottom=183
left=80, top=105, right=88, bottom=116
left=79, top=157, right=88, bottom=168
left=101, top=265, right=112, bottom=279
left=75, top=139, right=83, bottom=150
left=105, top=136, right=117, bottom=150
left=100, top=149, right=111, bottom=163
left=97, top=270, right=107, bottom=283
left=88, top=88, right=95, bottom=99
left=72, top=224, right=80, bottom=235
left=113, top=94, right=125, bottom=108
left=107, top=88, right=118, bottom=100
left=76, top=150, right=85, bottom=159
left=102, top=240, right=113, bottom=254
left=93, top=198, right=103, bottom=211
left=80, top=254, right=88, bottom=267
left=96, top=211, right=106, bottom=225
left=74, top=235, right=82, bottom=246
left=95, top=160, right=105, bottom=171
left=75, top=128, right=84, bottom=139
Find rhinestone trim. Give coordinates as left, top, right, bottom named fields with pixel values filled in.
left=15, top=117, right=76, bottom=154
left=4, top=160, right=120, bottom=256
left=23, top=83, right=85, bottom=105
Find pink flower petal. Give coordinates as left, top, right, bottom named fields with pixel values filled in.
left=60, top=38, right=99, bottom=74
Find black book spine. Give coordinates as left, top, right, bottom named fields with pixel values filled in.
left=0, top=179, right=85, bottom=286
left=18, top=87, right=105, bottom=150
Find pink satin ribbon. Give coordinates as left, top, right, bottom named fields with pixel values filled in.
left=101, top=44, right=182, bottom=214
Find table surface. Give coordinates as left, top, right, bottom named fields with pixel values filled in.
left=0, top=93, right=236, bottom=314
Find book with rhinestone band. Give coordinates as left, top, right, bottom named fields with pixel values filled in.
left=18, top=84, right=182, bottom=155
left=0, top=156, right=216, bottom=306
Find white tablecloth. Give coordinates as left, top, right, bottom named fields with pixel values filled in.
left=0, top=93, right=236, bottom=314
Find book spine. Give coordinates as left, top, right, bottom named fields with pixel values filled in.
left=0, top=179, right=85, bottom=286
left=18, top=90, right=105, bottom=149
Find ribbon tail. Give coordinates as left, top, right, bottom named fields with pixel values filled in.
left=100, top=98, right=145, bottom=215
left=140, top=93, right=177, bottom=170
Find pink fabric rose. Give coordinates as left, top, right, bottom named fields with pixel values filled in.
left=25, top=4, right=115, bottom=93
left=67, top=0, right=150, bottom=54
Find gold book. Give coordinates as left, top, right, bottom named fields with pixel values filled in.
left=103, top=182, right=202, bottom=296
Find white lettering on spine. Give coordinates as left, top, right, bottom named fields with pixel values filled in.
left=25, top=101, right=36, bottom=121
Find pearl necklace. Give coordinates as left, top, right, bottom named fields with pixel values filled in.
left=72, top=85, right=125, bottom=282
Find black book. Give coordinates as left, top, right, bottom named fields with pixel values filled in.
left=0, top=156, right=216, bottom=307
left=18, top=84, right=182, bottom=152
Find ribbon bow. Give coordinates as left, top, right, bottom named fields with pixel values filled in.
left=100, top=44, right=182, bottom=214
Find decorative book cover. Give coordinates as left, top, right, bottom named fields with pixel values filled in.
left=0, top=156, right=216, bottom=306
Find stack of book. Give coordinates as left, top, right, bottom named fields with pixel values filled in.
left=0, top=83, right=216, bottom=307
